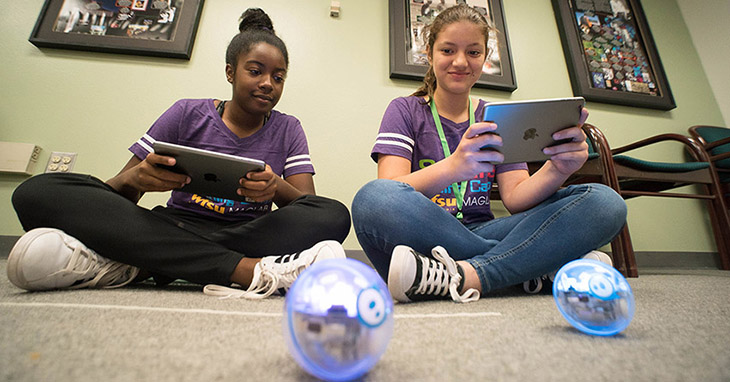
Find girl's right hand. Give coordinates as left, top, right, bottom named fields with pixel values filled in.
left=126, top=153, right=190, bottom=194
left=449, top=121, right=505, bottom=179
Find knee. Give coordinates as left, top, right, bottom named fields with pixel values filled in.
left=13, top=173, right=102, bottom=224
left=12, top=174, right=61, bottom=211
left=584, top=183, right=627, bottom=232
left=303, top=195, right=352, bottom=242
left=351, top=179, right=404, bottom=228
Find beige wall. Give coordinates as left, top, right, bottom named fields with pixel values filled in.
left=676, top=0, right=729, bottom=126
left=0, top=0, right=725, bottom=253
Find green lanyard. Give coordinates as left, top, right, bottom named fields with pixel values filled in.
left=429, top=98, right=474, bottom=221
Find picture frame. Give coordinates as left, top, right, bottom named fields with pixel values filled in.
left=389, top=0, right=517, bottom=92
left=131, top=0, right=149, bottom=12
left=29, top=0, right=205, bottom=60
left=551, top=0, right=675, bottom=110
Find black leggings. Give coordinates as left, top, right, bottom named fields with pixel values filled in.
left=11, top=173, right=351, bottom=285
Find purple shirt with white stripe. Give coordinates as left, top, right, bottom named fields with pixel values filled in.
left=129, top=98, right=314, bottom=221
left=372, top=96, right=528, bottom=224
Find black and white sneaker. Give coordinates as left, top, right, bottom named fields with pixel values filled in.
left=387, top=245, right=479, bottom=303
left=522, top=250, right=613, bottom=294
left=7, top=228, right=140, bottom=291
left=203, top=240, right=346, bottom=299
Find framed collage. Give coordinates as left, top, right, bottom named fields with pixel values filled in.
left=29, top=0, right=204, bottom=60
left=552, top=0, right=675, bottom=110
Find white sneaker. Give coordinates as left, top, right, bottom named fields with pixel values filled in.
left=522, top=250, right=613, bottom=294
left=388, top=245, right=479, bottom=304
left=203, top=240, right=346, bottom=299
left=581, top=250, right=613, bottom=266
left=7, top=228, right=140, bottom=291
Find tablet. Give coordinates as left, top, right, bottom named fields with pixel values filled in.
left=482, top=97, right=585, bottom=163
left=153, top=141, right=265, bottom=201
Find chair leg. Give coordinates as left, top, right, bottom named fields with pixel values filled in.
left=609, top=237, right=627, bottom=277
left=619, top=225, right=638, bottom=277
left=608, top=222, right=637, bottom=277
left=703, top=180, right=730, bottom=270
left=705, top=196, right=730, bottom=270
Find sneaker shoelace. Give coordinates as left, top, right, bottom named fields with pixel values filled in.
left=203, top=253, right=310, bottom=300
left=264, top=253, right=309, bottom=292
left=413, top=246, right=480, bottom=303
left=59, top=246, right=139, bottom=289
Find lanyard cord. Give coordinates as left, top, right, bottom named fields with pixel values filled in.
left=429, top=98, right=474, bottom=220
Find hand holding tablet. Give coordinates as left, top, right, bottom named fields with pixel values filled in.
left=482, top=97, right=585, bottom=163
left=153, top=141, right=265, bottom=201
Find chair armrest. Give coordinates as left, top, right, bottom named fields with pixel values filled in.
left=611, top=133, right=708, bottom=163
left=583, top=123, right=613, bottom=157
left=705, top=136, right=730, bottom=151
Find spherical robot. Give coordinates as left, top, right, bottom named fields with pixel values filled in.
left=283, top=258, right=394, bottom=381
left=552, top=259, right=635, bottom=336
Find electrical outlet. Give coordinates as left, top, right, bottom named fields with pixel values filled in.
left=45, top=152, right=77, bottom=173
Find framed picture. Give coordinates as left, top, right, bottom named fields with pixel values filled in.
left=131, top=0, right=149, bottom=12
left=29, top=0, right=204, bottom=60
left=389, top=0, right=517, bottom=92
left=552, top=0, right=675, bottom=110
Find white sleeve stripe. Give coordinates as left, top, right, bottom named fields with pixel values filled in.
left=374, top=140, right=413, bottom=153
left=284, top=160, right=314, bottom=170
left=142, top=134, right=156, bottom=145
left=376, top=133, right=415, bottom=145
left=137, top=139, right=154, bottom=154
left=286, top=154, right=311, bottom=163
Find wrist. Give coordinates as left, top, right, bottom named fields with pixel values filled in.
left=542, top=160, right=573, bottom=183
left=442, top=155, right=471, bottom=183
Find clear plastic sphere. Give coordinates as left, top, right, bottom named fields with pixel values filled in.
left=552, top=259, right=635, bottom=336
left=283, top=258, right=394, bottom=381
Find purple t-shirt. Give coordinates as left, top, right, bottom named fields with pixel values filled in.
left=129, top=99, right=315, bottom=221
left=371, top=96, right=528, bottom=224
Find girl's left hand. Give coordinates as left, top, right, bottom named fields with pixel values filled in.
left=542, top=107, right=590, bottom=175
left=238, top=165, right=277, bottom=202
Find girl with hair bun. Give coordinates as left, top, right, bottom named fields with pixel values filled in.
left=9, top=8, right=351, bottom=299
left=352, top=4, right=626, bottom=303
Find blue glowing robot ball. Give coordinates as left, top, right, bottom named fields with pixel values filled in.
left=283, top=258, right=394, bottom=381
left=552, top=259, right=635, bottom=336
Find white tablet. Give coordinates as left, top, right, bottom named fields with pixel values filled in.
left=153, top=141, right=265, bottom=201
left=482, top=97, right=585, bottom=163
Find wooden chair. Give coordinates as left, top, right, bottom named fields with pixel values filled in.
left=497, top=124, right=730, bottom=277
left=553, top=124, right=634, bottom=277
left=688, top=125, right=730, bottom=207
left=492, top=125, right=634, bottom=276
left=570, top=124, right=730, bottom=276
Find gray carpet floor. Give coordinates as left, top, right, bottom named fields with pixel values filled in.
left=1, top=255, right=729, bottom=381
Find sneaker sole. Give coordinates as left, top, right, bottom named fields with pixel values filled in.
left=387, top=246, right=414, bottom=303
left=7, top=228, right=59, bottom=290
left=582, top=250, right=613, bottom=266
left=522, top=277, right=544, bottom=294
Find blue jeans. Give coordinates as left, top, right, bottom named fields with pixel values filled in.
left=352, top=179, right=627, bottom=294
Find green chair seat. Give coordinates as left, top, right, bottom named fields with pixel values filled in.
left=612, top=155, right=710, bottom=172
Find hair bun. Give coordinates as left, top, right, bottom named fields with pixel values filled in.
left=238, top=8, right=275, bottom=34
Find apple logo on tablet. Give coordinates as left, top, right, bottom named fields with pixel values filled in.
left=523, top=128, right=538, bottom=141
left=204, top=173, right=221, bottom=182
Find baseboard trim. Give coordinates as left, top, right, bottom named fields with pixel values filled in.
left=0, top=235, right=722, bottom=270
left=0, top=235, right=19, bottom=258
